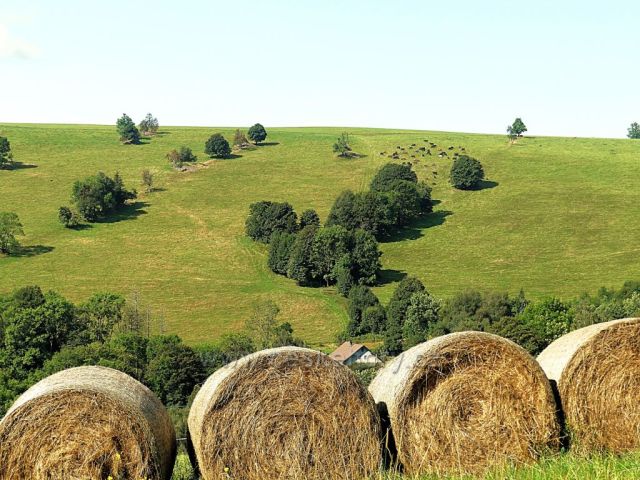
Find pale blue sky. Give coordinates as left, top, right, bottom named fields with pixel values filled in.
left=1, top=0, right=638, bottom=137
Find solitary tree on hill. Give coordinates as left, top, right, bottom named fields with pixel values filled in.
left=507, top=118, right=527, bottom=141
left=0, top=136, right=13, bottom=169
left=205, top=133, right=231, bottom=158
left=450, top=155, right=485, bottom=190
left=0, top=212, right=24, bottom=254
left=116, top=114, right=141, bottom=144
left=139, top=113, right=159, bottom=136
left=627, top=122, right=640, bottom=139
left=247, top=123, right=267, bottom=145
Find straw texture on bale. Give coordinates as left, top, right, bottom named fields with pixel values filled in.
left=0, top=366, right=176, bottom=480
left=188, top=346, right=381, bottom=480
left=369, top=332, right=559, bottom=475
left=537, top=317, right=640, bottom=452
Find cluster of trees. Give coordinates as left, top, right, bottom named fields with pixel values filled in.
left=116, top=113, right=159, bottom=144
left=0, top=136, right=13, bottom=169
left=628, top=122, right=640, bottom=139
left=344, top=277, right=640, bottom=357
left=449, top=155, right=485, bottom=190
left=58, top=172, right=136, bottom=224
left=0, top=286, right=302, bottom=416
left=327, top=163, right=433, bottom=238
left=246, top=202, right=381, bottom=295
left=204, top=124, right=268, bottom=159
left=245, top=163, right=434, bottom=297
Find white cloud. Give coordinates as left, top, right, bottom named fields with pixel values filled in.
left=0, top=24, right=39, bottom=59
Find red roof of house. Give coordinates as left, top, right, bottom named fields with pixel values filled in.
left=329, top=341, right=367, bottom=363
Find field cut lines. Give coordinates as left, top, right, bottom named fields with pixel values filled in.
left=173, top=206, right=213, bottom=239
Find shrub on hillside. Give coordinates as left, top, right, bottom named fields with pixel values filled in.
left=233, top=129, right=251, bottom=148
left=116, top=113, right=140, bottom=144
left=247, top=123, right=267, bottom=144
left=178, top=146, right=197, bottom=163
left=58, top=206, right=80, bottom=228
left=204, top=133, right=231, bottom=158
left=333, top=132, right=353, bottom=157
left=450, top=155, right=485, bottom=190
left=245, top=201, right=298, bottom=243
left=71, top=172, right=136, bottom=222
left=166, top=149, right=181, bottom=167
left=167, top=146, right=197, bottom=168
left=141, top=169, right=154, bottom=193
left=138, top=113, right=159, bottom=136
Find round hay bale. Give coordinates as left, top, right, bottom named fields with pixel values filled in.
left=188, top=346, right=381, bottom=480
left=369, top=332, right=559, bottom=475
left=537, top=317, right=640, bottom=452
left=0, top=366, right=176, bottom=480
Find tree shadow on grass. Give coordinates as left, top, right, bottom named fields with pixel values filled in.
left=474, top=180, right=499, bottom=191
left=7, top=161, right=38, bottom=170
left=96, top=201, right=149, bottom=224
left=12, top=245, right=55, bottom=258
left=69, top=224, right=93, bottom=231
left=382, top=210, right=453, bottom=243
left=257, top=142, right=280, bottom=146
left=377, top=269, right=408, bottom=286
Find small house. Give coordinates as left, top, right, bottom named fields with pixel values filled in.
left=329, top=342, right=381, bottom=366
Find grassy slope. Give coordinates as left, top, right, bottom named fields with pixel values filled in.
left=1, top=124, right=639, bottom=346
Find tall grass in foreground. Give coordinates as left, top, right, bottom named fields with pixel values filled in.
left=171, top=451, right=640, bottom=479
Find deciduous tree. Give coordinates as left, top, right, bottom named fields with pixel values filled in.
left=0, top=212, right=24, bottom=254
left=450, top=155, right=485, bottom=190
left=139, top=113, right=159, bottom=136
left=627, top=122, right=640, bottom=139
left=204, top=133, right=231, bottom=158
left=247, top=123, right=267, bottom=144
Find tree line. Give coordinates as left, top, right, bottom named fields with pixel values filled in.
left=0, top=287, right=301, bottom=417
left=345, top=277, right=640, bottom=357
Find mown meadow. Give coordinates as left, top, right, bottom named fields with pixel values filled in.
left=1, top=124, right=639, bottom=347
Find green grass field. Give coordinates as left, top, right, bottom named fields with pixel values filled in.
left=1, top=124, right=639, bottom=346
left=170, top=451, right=640, bottom=480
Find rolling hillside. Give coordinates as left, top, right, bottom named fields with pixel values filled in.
left=1, top=124, right=639, bottom=346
